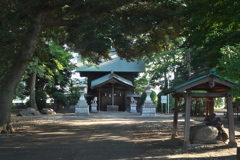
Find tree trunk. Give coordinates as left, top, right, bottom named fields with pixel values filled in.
left=0, top=10, right=49, bottom=133
left=30, top=58, right=39, bottom=110
left=186, top=51, right=191, bottom=80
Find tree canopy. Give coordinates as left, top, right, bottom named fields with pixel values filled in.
left=182, top=0, right=240, bottom=71
left=137, top=0, right=240, bottom=97
left=0, top=0, right=183, bottom=133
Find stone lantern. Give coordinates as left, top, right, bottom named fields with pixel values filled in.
left=141, top=84, right=156, bottom=116
left=75, top=83, right=90, bottom=116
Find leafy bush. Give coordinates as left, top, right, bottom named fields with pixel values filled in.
left=52, top=92, right=67, bottom=110
left=36, top=90, right=47, bottom=111
left=25, top=99, right=30, bottom=108
left=12, top=104, right=17, bottom=109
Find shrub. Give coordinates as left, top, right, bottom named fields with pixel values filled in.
left=25, top=99, right=30, bottom=108
left=36, top=90, right=47, bottom=111
left=52, top=92, right=67, bottom=111
left=12, top=104, right=17, bottom=109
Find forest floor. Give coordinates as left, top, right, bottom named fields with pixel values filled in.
left=0, top=110, right=239, bottom=160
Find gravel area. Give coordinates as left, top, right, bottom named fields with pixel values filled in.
left=2, top=112, right=240, bottom=159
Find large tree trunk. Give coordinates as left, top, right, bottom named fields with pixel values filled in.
left=29, top=58, right=39, bottom=110
left=0, top=11, right=49, bottom=133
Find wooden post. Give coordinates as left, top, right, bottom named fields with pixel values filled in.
left=98, top=87, right=101, bottom=111
left=208, top=97, right=215, bottom=115
left=226, top=95, right=237, bottom=146
left=237, top=147, right=240, bottom=160
left=205, top=98, right=209, bottom=121
left=112, top=83, right=114, bottom=107
left=171, top=95, right=179, bottom=139
left=184, top=90, right=191, bottom=146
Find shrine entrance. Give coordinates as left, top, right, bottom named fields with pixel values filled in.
left=90, top=72, right=135, bottom=111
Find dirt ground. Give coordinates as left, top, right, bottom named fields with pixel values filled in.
left=0, top=111, right=239, bottom=160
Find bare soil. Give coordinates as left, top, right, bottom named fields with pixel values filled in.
left=0, top=111, right=239, bottom=160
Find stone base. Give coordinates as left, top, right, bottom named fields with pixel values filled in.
left=69, top=105, right=75, bottom=113
left=130, top=106, right=137, bottom=113
left=75, top=107, right=90, bottom=116
left=141, top=107, right=156, bottom=116
left=142, top=107, right=156, bottom=116
left=141, top=101, right=156, bottom=116
left=91, top=105, right=98, bottom=113
left=130, top=104, right=137, bottom=113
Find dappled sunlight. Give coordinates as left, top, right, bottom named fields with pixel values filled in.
left=0, top=112, right=238, bottom=160
left=148, top=147, right=236, bottom=159
left=88, top=132, right=133, bottom=142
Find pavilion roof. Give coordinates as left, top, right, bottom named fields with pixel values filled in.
left=163, top=68, right=237, bottom=95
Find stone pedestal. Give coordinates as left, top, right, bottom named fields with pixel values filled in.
left=130, top=97, right=137, bottom=113
left=142, top=102, right=156, bottom=116
left=141, top=84, right=156, bottom=116
left=130, top=103, right=137, bottom=113
left=91, top=97, right=98, bottom=113
left=75, top=84, right=90, bottom=116
left=91, top=103, right=98, bottom=113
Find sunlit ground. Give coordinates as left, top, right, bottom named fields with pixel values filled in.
left=0, top=112, right=238, bottom=160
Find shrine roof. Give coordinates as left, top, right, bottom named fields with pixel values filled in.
left=163, top=68, right=237, bottom=94
left=76, top=49, right=145, bottom=73
left=91, top=72, right=134, bottom=89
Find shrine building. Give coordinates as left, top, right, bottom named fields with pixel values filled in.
left=75, top=49, right=145, bottom=112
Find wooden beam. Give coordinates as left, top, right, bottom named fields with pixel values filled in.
left=192, top=84, right=229, bottom=91
left=181, top=92, right=227, bottom=98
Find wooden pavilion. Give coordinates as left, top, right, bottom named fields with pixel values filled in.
left=163, top=69, right=237, bottom=146
left=76, top=49, right=145, bottom=111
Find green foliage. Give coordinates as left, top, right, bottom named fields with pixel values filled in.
left=140, top=90, right=158, bottom=106
left=214, top=98, right=225, bottom=108
left=19, top=42, right=76, bottom=99
left=191, top=98, right=206, bottom=116
left=25, top=100, right=30, bottom=108
left=14, top=82, right=27, bottom=100
left=233, top=97, right=240, bottom=109
left=134, top=75, right=149, bottom=94
left=52, top=92, right=67, bottom=106
left=12, top=104, right=17, bottom=109
left=138, top=37, right=191, bottom=93
left=0, top=0, right=184, bottom=102
left=182, top=0, right=240, bottom=51
left=182, top=0, right=240, bottom=72
left=157, top=92, right=164, bottom=112
left=36, top=91, right=47, bottom=111
left=69, top=87, right=80, bottom=105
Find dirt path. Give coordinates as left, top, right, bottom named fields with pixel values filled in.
left=0, top=112, right=239, bottom=160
